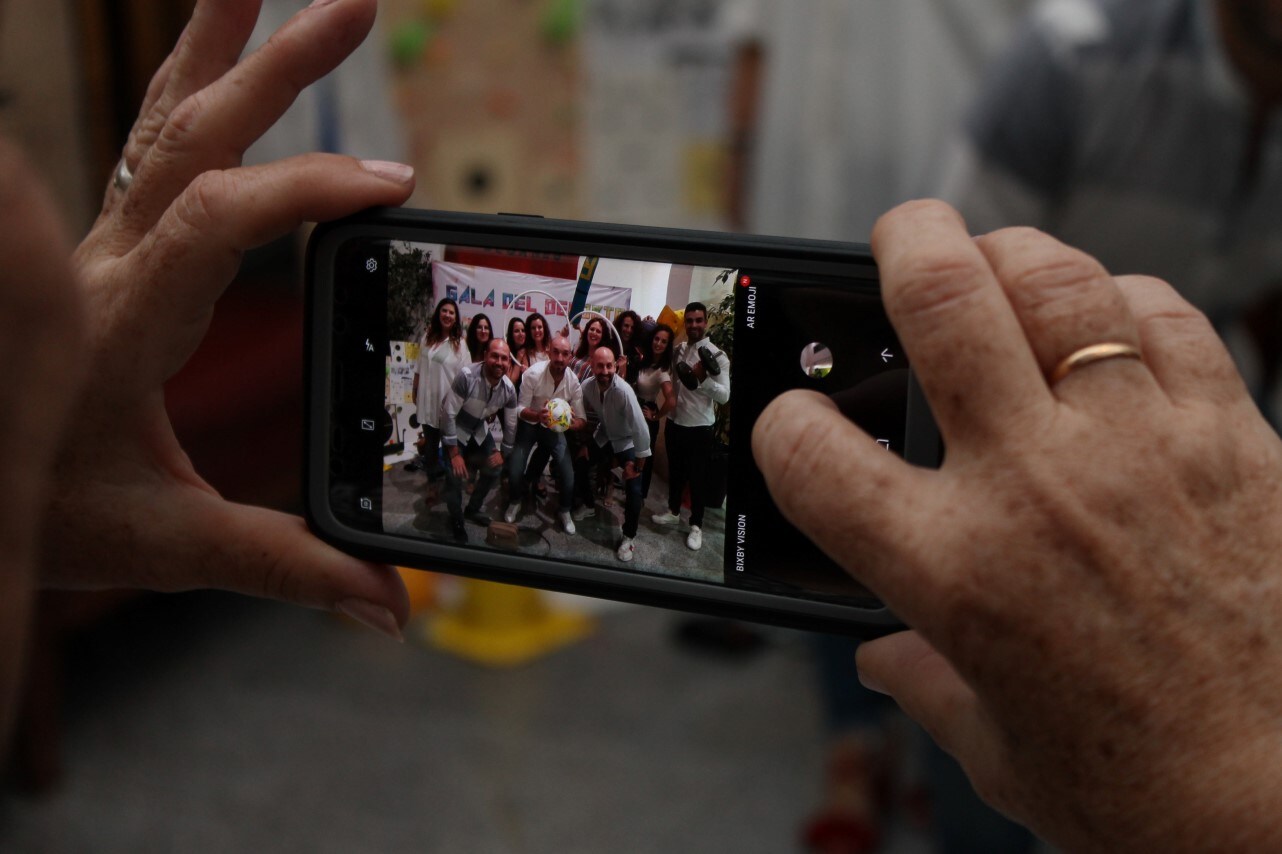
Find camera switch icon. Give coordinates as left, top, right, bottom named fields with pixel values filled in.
left=359, top=497, right=373, bottom=511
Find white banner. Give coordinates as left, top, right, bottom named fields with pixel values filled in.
left=432, top=261, right=633, bottom=346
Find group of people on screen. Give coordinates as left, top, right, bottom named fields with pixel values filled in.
left=407, top=298, right=731, bottom=563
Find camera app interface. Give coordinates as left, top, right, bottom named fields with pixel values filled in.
left=340, top=238, right=904, bottom=605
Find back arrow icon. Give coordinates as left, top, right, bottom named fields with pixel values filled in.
left=881, top=348, right=893, bottom=362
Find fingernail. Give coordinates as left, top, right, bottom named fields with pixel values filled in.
left=857, top=666, right=888, bottom=695
left=309, top=0, right=342, bottom=8
left=359, top=159, right=415, bottom=186
left=336, top=598, right=405, bottom=643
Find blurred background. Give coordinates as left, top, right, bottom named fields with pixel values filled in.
left=2, top=0, right=1278, bottom=851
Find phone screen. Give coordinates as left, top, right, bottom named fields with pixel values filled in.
left=325, top=230, right=911, bottom=610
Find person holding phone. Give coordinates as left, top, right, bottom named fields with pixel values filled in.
left=439, top=339, right=519, bottom=543
left=1, top=0, right=420, bottom=743
left=653, top=303, right=730, bottom=551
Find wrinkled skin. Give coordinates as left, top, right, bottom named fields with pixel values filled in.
left=0, top=0, right=420, bottom=736
left=753, top=200, right=1282, bottom=851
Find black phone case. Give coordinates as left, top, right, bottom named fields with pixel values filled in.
left=305, top=207, right=938, bottom=637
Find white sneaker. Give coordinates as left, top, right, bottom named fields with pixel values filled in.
left=651, top=511, right=680, bottom=526
left=559, top=511, right=576, bottom=536
left=616, top=537, right=635, bottom=562
left=504, top=502, right=520, bottom=524
left=686, top=525, right=703, bottom=550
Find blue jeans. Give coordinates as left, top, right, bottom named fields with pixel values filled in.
left=507, top=421, right=574, bottom=508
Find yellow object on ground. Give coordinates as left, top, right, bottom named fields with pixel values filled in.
left=428, top=579, right=594, bottom=667
left=397, top=567, right=438, bottom=616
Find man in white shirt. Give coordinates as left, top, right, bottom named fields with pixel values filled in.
left=652, top=302, right=730, bottom=551
left=580, top=347, right=652, bottom=562
left=504, top=335, right=585, bottom=534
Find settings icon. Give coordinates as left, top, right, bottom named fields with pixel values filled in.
left=365, top=257, right=378, bottom=273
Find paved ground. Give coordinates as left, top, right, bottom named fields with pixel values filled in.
left=382, top=459, right=727, bottom=584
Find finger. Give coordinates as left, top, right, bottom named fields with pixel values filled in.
left=97, top=1, right=263, bottom=222
left=857, top=632, right=1015, bottom=814
left=127, top=0, right=264, bottom=161
left=118, top=0, right=377, bottom=238
left=752, top=390, right=941, bottom=615
left=200, top=503, right=411, bottom=639
left=44, top=488, right=410, bottom=640
left=119, top=153, right=413, bottom=383
left=871, top=201, right=1049, bottom=447
left=974, top=228, right=1158, bottom=405
left=1115, top=275, right=1252, bottom=408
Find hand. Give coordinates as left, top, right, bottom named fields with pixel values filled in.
left=486, top=451, right=504, bottom=471
left=42, top=0, right=414, bottom=636
left=622, top=460, right=639, bottom=480
left=690, top=360, right=707, bottom=381
left=449, top=451, right=469, bottom=481
left=753, top=200, right=1282, bottom=850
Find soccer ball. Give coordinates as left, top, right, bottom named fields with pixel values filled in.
left=546, top=398, right=573, bottom=432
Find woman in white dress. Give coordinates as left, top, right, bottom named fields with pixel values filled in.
left=635, top=323, right=676, bottom=501
left=410, top=298, right=465, bottom=479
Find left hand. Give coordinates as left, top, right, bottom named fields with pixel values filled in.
left=41, top=0, right=414, bottom=630
left=487, top=451, right=504, bottom=471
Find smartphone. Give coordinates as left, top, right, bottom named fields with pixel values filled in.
left=305, top=208, right=939, bottom=637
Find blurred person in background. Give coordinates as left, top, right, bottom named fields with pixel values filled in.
left=940, top=0, right=1282, bottom=422
left=725, top=1, right=1038, bottom=850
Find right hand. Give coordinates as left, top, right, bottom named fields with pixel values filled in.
left=753, top=200, right=1282, bottom=851
left=449, top=451, right=469, bottom=481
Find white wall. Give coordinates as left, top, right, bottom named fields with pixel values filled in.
left=583, top=256, right=673, bottom=318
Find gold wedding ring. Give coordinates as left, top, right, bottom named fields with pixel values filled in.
left=1049, top=342, right=1143, bottom=384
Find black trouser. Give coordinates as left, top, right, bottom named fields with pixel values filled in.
left=418, top=424, right=445, bottom=476
left=640, top=414, right=661, bottom=500
left=444, top=434, right=500, bottom=522
left=665, top=421, right=714, bottom=527
left=568, top=429, right=597, bottom=510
